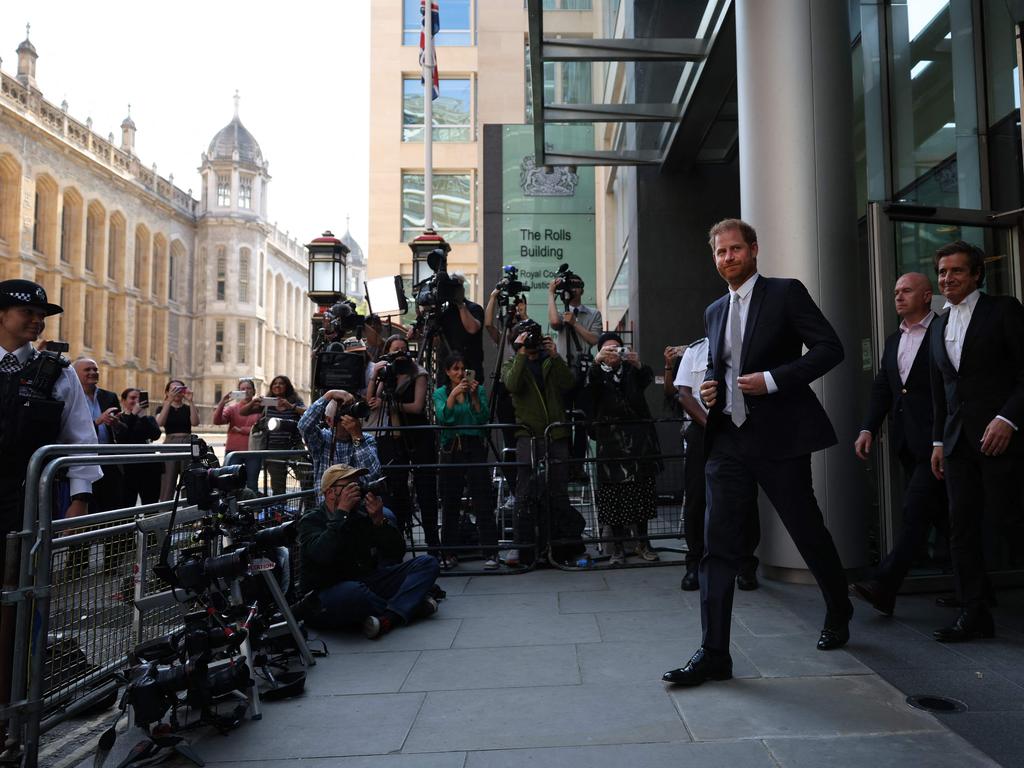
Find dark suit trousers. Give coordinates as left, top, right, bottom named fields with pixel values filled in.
left=943, top=437, right=1019, bottom=610
left=701, top=425, right=849, bottom=652
left=875, top=452, right=948, bottom=591
left=684, top=422, right=759, bottom=576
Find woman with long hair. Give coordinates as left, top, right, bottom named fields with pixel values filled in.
left=433, top=352, right=499, bottom=569
left=214, top=378, right=263, bottom=492
left=116, top=387, right=163, bottom=505
left=366, top=334, right=440, bottom=554
left=155, top=379, right=199, bottom=500
left=241, top=375, right=307, bottom=495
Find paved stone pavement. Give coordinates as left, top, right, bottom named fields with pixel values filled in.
left=86, top=561, right=1018, bottom=768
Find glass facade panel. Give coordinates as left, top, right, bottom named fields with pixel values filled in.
left=894, top=222, right=1013, bottom=300
left=403, top=0, right=472, bottom=46
left=544, top=0, right=593, bottom=10
left=401, top=172, right=472, bottom=242
left=402, top=77, right=472, bottom=142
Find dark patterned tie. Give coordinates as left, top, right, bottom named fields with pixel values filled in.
left=0, top=353, right=21, bottom=374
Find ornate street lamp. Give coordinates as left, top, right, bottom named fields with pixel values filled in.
left=306, top=230, right=350, bottom=306
left=409, top=227, right=450, bottom=287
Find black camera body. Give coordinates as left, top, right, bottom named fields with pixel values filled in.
left=325, top=299, right=365, bottom=339
left=337, top=398, right=371, bottom=420
left=553, top=263, right=584, bottom=305
left=184, top=463, right=246, bottom=511
left=512, top=319, right=543, bottom=351
left=415, top=248, right=462, bottom=315
left=495, top=264, right=530, bottom=301
left=377, top=350, right=417, bottom=393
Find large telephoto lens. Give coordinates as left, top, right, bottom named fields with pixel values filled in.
left=252, top=520, right=295, bottom=549
left=203, top=550, right=250, bottom=582
left=206, top=659, right=253, bottom=697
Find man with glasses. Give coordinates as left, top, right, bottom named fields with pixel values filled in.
left=298, top=464, right=441, bottom=639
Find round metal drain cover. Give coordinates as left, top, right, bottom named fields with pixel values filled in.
left=906, top=694, right=968, bottom=713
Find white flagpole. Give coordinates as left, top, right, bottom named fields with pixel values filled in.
left=423, top=0, right=434, bottom=233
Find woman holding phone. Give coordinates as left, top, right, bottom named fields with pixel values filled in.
left=433, top=352, right=499, bottom=569
left=155, top=379, right=199, bottom=500
left=116, top=388, right=163, bottom=505
left=241, top=375, right=307, bottom=495
left=214, top=379, right=262, bottom=492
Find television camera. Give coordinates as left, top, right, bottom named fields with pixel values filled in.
left=552, top=263, right=584, bottom=308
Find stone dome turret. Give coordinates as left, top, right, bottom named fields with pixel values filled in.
left=341, top=225, right=365, bottom=266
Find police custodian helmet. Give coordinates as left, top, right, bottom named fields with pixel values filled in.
left=0, top=279, right=64, bottom=316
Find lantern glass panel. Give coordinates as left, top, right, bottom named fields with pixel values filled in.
left=311, top=260, right=342, bottom=294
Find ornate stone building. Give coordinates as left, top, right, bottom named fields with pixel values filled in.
left=0, top=31, right=312, bottom=417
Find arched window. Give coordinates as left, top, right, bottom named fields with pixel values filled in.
left=0, top=154, right=21, bottom=249
left=216, top=247, right=226, bottom=300
left=134, top=224, right=150, bottom=290
left=85, top=201, right=105, bottom=273
left=108, top=212, right=126, bottom=282
left=152, top=235, right=167, bottom=299
left=32, top=175, right=58, bottom=258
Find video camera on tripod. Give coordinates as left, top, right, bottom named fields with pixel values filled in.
left=494, top=264, right=530, bottom=306
left=552, top=263, right=584, bottom=308
left=414, top=247, right=463, bottom=319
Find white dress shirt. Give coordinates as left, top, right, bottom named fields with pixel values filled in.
left=674, top=338, right=710, bottom=415
left=897, top=311, right=934, bottom=384
left=721, top=273, right=778, bottom=417
left=939, top=290, right=1017, bottom=433
left=0, top=343, right=103, bottom=495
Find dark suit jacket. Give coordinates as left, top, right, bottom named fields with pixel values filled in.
left=930, top=293, right=1024, bottom=458
left=862, top=321, right=936, bottom=462
left=704, top=276, right=844, bottom=459
left=92, top=388, right=120, bottom=443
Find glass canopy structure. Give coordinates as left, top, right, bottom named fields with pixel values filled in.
left=526, top=0, right=733, bottom=166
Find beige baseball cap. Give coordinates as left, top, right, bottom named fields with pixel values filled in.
left=320, top=464, right=369, bottom=495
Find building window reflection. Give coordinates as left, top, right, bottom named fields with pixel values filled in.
left=401, top=172, right=473, bottom=242
left=403, top=0, right=472, bottom=46
left=403, top=77, right=472, bottom=142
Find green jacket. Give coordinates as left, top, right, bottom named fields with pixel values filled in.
left=433, top=383, right=489, bottom=447
left=501, top=352, right=575, bottom=441
left=297, top=502, right=406, bottom=591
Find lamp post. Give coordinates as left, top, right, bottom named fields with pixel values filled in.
left=306, top=230, right=350, bottom=308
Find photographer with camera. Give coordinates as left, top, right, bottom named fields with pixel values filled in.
left=501, top=319, right=577, bottom=566
left=298, top=464, right=441, bottom=638
left=298, top=388, right=382, bottom=505
left=435, top=273, right=485, bottom=379
left=116, top=387, right=164, bottom=506
left=434, top=352, right=500, bottom=570
left=241, top=375, right=307, bottom=495
left=365, top=335, right=441, bottom=553
left=547, top=266, right=602, bottom=478
left=214, top=379, right=263, bottom=493
left=588, top=333, right=660, bottom=565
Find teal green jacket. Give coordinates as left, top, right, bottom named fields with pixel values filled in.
left=433, top=383, right=490, bottom=447
left=501, top=352, right=575, bottom=441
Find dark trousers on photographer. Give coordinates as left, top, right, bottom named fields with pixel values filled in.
left=310, top=555, right=441, bottom=630
left=439, top=435, right=498, bottom=559
left=514, top=435, right=570, bottom=563
left=377, top=433, right=440, bottom=553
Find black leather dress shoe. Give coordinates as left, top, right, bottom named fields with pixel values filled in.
left=662, top=648, right=732, bottom=686
left=933, top=610, right=995, bottom=643
left=680, top=569, right=699, bottom=591
left=935, top=594, right=961, bottom=608
left=736, top=572, right=759, bottom=591
left=850, top=580, right=895, bottom=617
left=817, top=624, right=850, bottom=651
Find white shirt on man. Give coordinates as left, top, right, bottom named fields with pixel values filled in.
left=721, top=273, right=777, bottom=417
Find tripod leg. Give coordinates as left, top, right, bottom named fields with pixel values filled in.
left=260, top=570, right=316, bottom=667
left=229, top=582, right=262, bottom=720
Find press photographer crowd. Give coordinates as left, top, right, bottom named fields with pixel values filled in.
left=2, top=217, right=1022, bottom=762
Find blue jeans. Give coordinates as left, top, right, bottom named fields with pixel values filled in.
left=312, top=555, right=440, bottom=628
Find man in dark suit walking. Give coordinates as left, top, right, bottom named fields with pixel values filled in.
left=851, top=273, right=947, bottom=616
left=663, top=218, right=852, bottom=688
left=73, top=357, right=123, bottom=512
left=929, top=241, right=1024, bottom=643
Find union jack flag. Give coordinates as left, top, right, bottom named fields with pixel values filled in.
left=419, top=0, right=440, bottom=100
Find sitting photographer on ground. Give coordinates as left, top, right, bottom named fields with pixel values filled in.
left=501, top=319, right=577, bottom=566
left=298, top=389, right=382, bottom=505
left=588, top=333, right=661, bottom=565
left=298, top=464, right=441, bottom=638
left=366, top=334, right=440, bottom=554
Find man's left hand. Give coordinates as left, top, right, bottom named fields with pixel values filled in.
left=980, top=418, right=1014, bottom=456
left=737, top=372, right=768, bottom=395
left=562, top=311, right=576, bottom=327
left=341, top=414, right=363, bottom=441
left=624, top=351, right=640, bottom=368
left=365, top=492, right=385, bottom=525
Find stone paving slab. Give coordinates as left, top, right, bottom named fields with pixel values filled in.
left=594, top=606, right=726, bottom=643
left=731, top=633, right=872, bottom=678
left=401, top=644, right=580, bottom=691
left=879, top=667, right=1024, bottom=712
left=558, top=586, right=691, bottom=614
left=762, top=732, right=1001, bottom=767
left=311, top=618, right=461, bottom=654
left=439, top=591, right=559, bottom=618
left=670, top=675, right=946, bottom=741
left=463, top=740, right=778, bottom=767
left=451, top=611, right=601, bottom=648
left=403, top=682, right=689, bottom=752
left=459, top=570, right=608, bottom=594
left=305, top=649, right=421, bottom=695
left=202, top=756, right=467, bottom=768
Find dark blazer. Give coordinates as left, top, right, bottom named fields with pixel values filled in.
left=930, top=293, right=1024, bottom=457
left=862, top=320, right=936, bottom=462
left=704, top=276, right=844, bottom=459
left=92, top=388, right=120, bottom=443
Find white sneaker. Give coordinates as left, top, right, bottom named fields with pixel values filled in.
left=484, top=558, right=500, bottom=570
left=504, top=549, right=520, bottom=567
left=609, top=552, right=625, bottom=566
left=502, top=495, right=517, bottom=510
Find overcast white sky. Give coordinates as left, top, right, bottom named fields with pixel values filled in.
left=5, top=1, right=370, bottom=252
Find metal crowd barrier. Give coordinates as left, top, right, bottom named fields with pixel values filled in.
left=543, top=417, right=688, bottom=570
left=0, top=443, right=315, bottom=768
left=360, top=423, right=537, bottom=574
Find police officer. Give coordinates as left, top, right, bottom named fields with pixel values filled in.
left=0, top=279, right=101, bottom=569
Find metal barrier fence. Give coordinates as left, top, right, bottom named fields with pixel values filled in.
left=360, top=423, right=536, bottom=574
left=543, top=417, right=688, bottom=570
left=0, top=444, right=314, bottom=768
